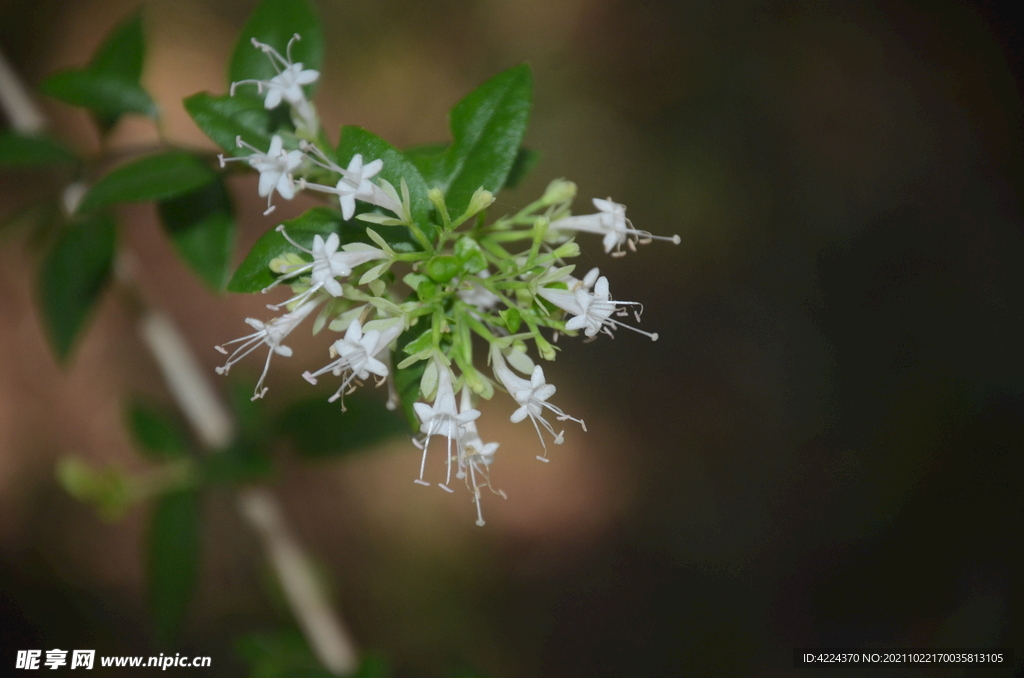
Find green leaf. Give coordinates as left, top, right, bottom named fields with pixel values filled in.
left=0, top=133, right=77, bottom=168
left=79, top=151, right=216, bottom=213
left=148, top=490, right=201, bottom=642
left=202, top=439, right=273, bottom=485
left=40, top=70, right=156, bottom=119
left=128, top=400, right=188, bottom=460
left=503, top=147, right=540, bottom=189
left=158, top=177, right=235, bottom=290
left=403, top=143, right=448, bottom=186
left=229, top=0, right=323, bottom=95
left=183, top=92, right=275, bottom=156
left=227, top=207, right=346, bottom=293
left=392, top=317, right=430, bottom=432
left=39, top=11, right=155, bottom=126
left=435, top=64, right=533, bottom=218
left=337, top=125, right=432, bottom=238
left=37, top=213, right=116, bottom=362
left=276, top=396, right=405, bottom=458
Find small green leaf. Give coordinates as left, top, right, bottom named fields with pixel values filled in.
left=276, top=396, right=405, bottom=458
left=79, top=151, right=215, bottom=213
left=128, top=400, right=188, bottom=460
left=337, top=126, right=432, bottom=240
left=37, top=213, right=116, bottom=362
left=227, top=207, right=346, bottom=293
left=435, top=64, right=533, bottom=218
left=183, top=92, right=275, bottom=156
left=40, top=70, right=156, bottom=119
left=229, top=0, right=323, bottom=95
left=148, top=490, right=201, bottom=642
left=503, top=147, right=540, bottom=189
left=0, top=133, right=77, bottom=168
left=39, top=11, right=155, bottom=126
left=158, top=177, right=235, bottom=290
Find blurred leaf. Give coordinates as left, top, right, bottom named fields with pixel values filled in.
left=148, top=490, right=201, bottom=642
left=352, top=655, right=391, bottom=678
left=227, top=379, right=269, bottom=439
left=1, top=201, right=58, bottom=245
left=227, top=207, right=346, bottom=292
left=229, top=0, right=323, bottom=96
left=157, top=177, right=235, bottom=289
left=237, top=630, right=322, bottom=678
left=392, top=316, right=430, bottom=432
left=0, top=133, right=77, bottom=168
left=56, top=456, right=132, bottom=521
left=183, top=92, right=275, bottom=156
left=503, top=147, right=540, bottom=189
left=276, top=395, right=405, bottom=458
left=338, top=125, right=431, bottom=238
left=128, top=400, right=189, bottom=460
left=201, top=438, right=273, bottom=485
left=40, top=70, right=156, bottom=119
left=79, top=151, right=215, bottom=213
left=40, top=11, right=156, bottom=126
left=37, top=213, right=116, bottom=362
left=434, top=64, right=533, bottom=218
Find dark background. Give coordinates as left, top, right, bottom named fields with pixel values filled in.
left=1, top=0, right=1021, bottom=676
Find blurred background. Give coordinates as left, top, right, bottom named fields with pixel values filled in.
left=1, top=0, right=1021, bottom=675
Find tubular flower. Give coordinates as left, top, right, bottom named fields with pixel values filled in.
left=299, top=152, right=387, bottom=220
left=267, top=227, right=387, bottom=305
left=537, top=268, right=658, bottom=341
left=230, top=35, right=319, bottom=110
left=549, top=197, right=680, bottom=256
left=214, top=300, right=320, bottom=400
left=302, top=318, right=403, bottom=406
left=219, top=135, right=303, bottom=215
left=490, top=346, right=585, bottom=460
left=413, top=366, right=481, bottom=491
left=457, top=387, right=504, bottom=526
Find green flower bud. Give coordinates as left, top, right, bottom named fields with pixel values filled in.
left=426, top=255, right=461, bottom=283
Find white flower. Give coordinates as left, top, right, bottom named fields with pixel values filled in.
left=456, top=387, right=504, bottom=526
left=490, top=346, right=585, bottom=460
left=214, top=300, right=320, bottom=400
left=537, top=268, right=658, bottom=341
left=412, top=366, right=481, bottom=491
left=549, top=197, right=680, bottom=256
left=297, top=145, right=400, bottom=219
left=219, top=135, right=303, bottom=215
left=230, top=35, right=319, bottom=110
left=334, top=154, right=384, bottom=220
left=302, top=318, right=403, bottom=406
left=266, top=226, right=388, bottom=308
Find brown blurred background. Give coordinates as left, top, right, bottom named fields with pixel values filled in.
left=1, top=0, right=1022, bottom=676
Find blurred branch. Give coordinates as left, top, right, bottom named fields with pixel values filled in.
left=0, top=45, right=46, bottom=134
left=0, top=46, right=359, bottom=677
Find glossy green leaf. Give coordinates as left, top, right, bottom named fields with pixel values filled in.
left=128, top=400, right=188, bottom=460
left=183, top=92, right=276, bottom=156
left=227, top=207, right=346, bottom=293
left=503, top=147, right=540, bottom=189
left=403, top=143, right=448, bottom=186
left=158, top=177, right=235, bottom=290
left=148, top=490, right=201, bottom=642
left=435, top=64, right=533, bottom=218
left=276, top=395, right=405, bottom=458
left=40, top=11, right=155, bottom=125
left=0, top=133, right=77, bottom=168
left=338, top=125, right=432, bottom=237
left=78, top=151, right=216, bottom=213
left=229, top=0, right=323, bottom=96
left=37, top=213, right=116, bottom=362
left=392, top=317, right=430, bottom=431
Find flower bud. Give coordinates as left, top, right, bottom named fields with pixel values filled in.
left=541, top=178, right=576, bottom=205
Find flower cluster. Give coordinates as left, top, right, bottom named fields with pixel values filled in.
left=214, top=37, right=678, bottom=525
